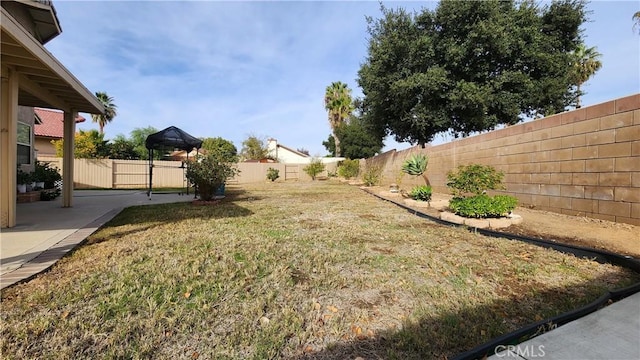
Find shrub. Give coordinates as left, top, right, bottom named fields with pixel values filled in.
left=338, top=159, right=360, bottom=179
left=447, top=164, right=505, bottom=197
left=402, top=153, right=430, bottom=185
left=16, top=167, right=31, bottom=185
left=40, top=188, right=61, bottom=201
left=303, top=159, right=325, bottom=180
left=266, top=167, right=279, bottom=182
left=401, top=154, right=428, bottom=176
left=34, top=161, right=62, bottom=189
left=449, top=194, right=518, bottom=218
left=361, top=164, right=382, bottom=186
left=409, top=185, right=432, bottom=202
left=186, top=154, right=239, bottom=201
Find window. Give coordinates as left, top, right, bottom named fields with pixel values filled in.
left=17, top=122, right=31, bottom=165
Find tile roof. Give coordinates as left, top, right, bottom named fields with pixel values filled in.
left=33, top=108, right=85, bottom=139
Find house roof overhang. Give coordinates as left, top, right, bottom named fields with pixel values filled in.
left=11, top=0, right=62, bottom=44
left=1, top=6, right=104, bottom=114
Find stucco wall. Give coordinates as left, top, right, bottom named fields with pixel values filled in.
left=366, top=94, right=640, bottom=226
left=35, top=137, right=56, bottom=156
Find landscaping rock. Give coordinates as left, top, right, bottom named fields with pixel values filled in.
left=404, top=199, right=430, bottom=208
left=489, top=217, right=513, bottom=229
left=508, top=213, right=523, bottom=225
left=379, top=190, right=402, bottom=198
left=440, top=211, right=523, bottom=229
left=464, top=218, right=490, bottom=228
left=429, top=199, right=449, bottom=210
left=440, top=211, right=465, bottom=225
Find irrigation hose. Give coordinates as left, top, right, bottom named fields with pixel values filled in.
left=361, top=188, right=640, bottom=360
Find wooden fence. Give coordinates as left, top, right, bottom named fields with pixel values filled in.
left=37, top=157, right=338, bottom=189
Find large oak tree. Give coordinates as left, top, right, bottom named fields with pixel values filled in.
left=358, top=0, right=589, bottom=146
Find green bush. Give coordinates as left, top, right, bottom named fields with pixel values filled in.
left=186, top=154, right=239, bottom=201
left=303, top=159, right=325, bottom=180
left=40, top=188, right=61, bottom=201
left=361, top=164, right=382, bottom=186
left=34, top=161, right=62, bottom=189
left=266, top=167, right=279, bottom=182
left=16, top=167, right=31, bottom=185
left=449, top=194, right=518, bottom=218
left=337, top=159, right=360, bottom=179
left=409, top=185, right=432, bottom=201
left=447, top=164, right=505, bottom=197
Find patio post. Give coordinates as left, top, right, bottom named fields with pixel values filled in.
left=62, top=110, right=77, bottom=207
left=0, top=66, right=19, bottom=227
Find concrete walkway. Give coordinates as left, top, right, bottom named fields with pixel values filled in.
left=1, top=189, right=638, bottom=359
left=489, top=291, right=640, bottom=359
left=0, top=190, right=192, bottom=289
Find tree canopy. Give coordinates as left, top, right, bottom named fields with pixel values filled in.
left=109, top=134, right=139, bottom=160
left=54, top=129, right=109, bottom=159
left=201, top=137, right=238, bottom=162
left=130, top=126, right=160, bottom=159
left=571, top=43, right=602, bottom=108
left=91, top=91, right=117, bottom=135
left=241, top=135, right=270, bottom=161
left=357, top=0, right=588, bottom=145
left=324, top=82, right=354, bottom=156
left=323, top=117, right=383, bottom=159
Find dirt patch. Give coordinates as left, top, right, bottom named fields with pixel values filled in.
left=367, top=187, right=640, bottom=258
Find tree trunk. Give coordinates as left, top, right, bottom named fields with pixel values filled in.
left=422, top=173, right=431, bottom=186
left=576, top=83, right=582, bottom=109
left=333, top=133, right=341, bottom=157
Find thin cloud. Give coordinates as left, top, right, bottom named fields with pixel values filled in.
left=46, top=1, right=639, bottom=154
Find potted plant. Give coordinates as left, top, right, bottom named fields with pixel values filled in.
left=36, top=161, right=62, bottom=189
left=16, top=167, right=31, bottom=193
left=186, top=154, right=239, bottom=201
left=33, top=162, right=47, bottom=189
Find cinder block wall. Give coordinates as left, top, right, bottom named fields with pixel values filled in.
left=368, top=94, right=640, bottom=226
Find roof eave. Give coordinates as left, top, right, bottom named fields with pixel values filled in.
left=1, top=7, right=104, bottom=114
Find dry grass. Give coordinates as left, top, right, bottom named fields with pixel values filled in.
left=1, top=181, right=638, bottom=359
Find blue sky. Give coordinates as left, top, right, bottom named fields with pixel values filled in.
left=47, top=1, right=639, bottom=156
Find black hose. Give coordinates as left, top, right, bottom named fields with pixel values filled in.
left=361, top=188, right=640, bottom=360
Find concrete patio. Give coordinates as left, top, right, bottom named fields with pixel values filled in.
left=0, top=190, right=192, bottom=289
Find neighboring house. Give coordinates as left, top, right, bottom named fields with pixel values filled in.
left=267, top=138, right=345, bottom=164
left=168, top=149, right=206, bottom=161
left=33, top=107, right=85, bottom=156
left=1, top=0, right=104, bottom=228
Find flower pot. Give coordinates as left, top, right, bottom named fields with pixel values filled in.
left=17, top=184, right=27, bottom=193
left=215, top=184, right=226, bottom=196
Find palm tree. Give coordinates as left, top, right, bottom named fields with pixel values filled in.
left=571, top=44, right=602, bottom=108
left=634, top=11, right=640, bottom=34
left=324, top=82, right=354, bottom=157
left=91, top=91, right=117, bottom=134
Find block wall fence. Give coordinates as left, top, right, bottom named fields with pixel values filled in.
left=365, top=94, right=640, bottom=226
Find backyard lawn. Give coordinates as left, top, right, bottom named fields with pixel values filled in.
left=1, top=181, right=638, bottom=359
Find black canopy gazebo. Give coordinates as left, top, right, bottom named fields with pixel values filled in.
left=145, top=126, right=202, bottom=197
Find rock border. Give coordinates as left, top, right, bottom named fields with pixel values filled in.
left=440, top=211, right=523, bottom=229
